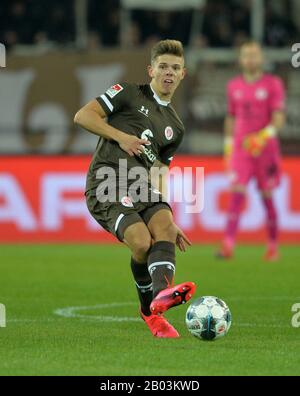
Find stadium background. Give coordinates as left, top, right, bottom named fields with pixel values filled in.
left=1, top=0, right=300, bottom=244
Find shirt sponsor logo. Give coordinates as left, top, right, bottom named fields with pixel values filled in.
left=121, top=196, right=134, bottom=207
left=143, top=147, right=156, bottom=162
left=141, top=129, right=153, bottom=144
left=106, top=84, right=124, bottom=98
left=140, top=129, right=156, bottom=162
left=165, top=126, right=173, bottom=141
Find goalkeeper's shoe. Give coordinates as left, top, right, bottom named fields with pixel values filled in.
left=263, top=244, right=279, bottom=262
left=150, top=282, right=196, bottom=315
left=216, top=241, right=234, bottom=259
left=140, top=309, right=179, bottom=338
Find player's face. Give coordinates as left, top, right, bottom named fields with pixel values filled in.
left=239, top=44, right=264, bottom=74
left=148, top=54, right=186, bottom=97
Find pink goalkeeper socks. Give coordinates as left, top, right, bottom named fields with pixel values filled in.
left=224, top=193, right=278, bottom=250
left=262, top=196, right=278, bottom=247
left=224, top=191, right=245, bottom=249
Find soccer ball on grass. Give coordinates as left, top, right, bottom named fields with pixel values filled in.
left=186, top=296, right=232, bottom=340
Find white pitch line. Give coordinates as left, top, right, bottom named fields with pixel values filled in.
left=7, top=318, right=56, bottom=323
left=54, top=302, right=140, bottom=322
left=6, top=318, right=292, bottom=328
left=53, top=302, right=293, bottom=328
left=5, top=298, right=299, bottom=328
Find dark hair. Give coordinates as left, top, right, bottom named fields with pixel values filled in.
left=151, top=39, right=184, bottom=63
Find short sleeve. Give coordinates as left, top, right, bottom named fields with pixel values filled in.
left=96, top=83, right=134, bottom=115
left=158, top=134, right=183, bottom=166
left=227, top=81, right=236, bottom=116
left=269, top=77, right=286, bottom=112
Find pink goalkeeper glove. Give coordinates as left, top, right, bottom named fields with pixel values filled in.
left=243, top=126, right=277, bottom=157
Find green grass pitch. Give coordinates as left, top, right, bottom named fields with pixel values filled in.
left=0, top=244, right=300, bottom=376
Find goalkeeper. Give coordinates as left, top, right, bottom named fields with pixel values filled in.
left=218, top=41, right=286, bottom=261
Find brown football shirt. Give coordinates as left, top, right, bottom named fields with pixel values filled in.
left=85, top=83, right=185, bottom=193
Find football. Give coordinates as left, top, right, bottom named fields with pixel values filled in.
left=186, top=296, right=232, bottom=340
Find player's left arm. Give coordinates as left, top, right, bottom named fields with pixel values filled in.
left=262, top=109, right=286, bottom=137
left=256, top=77, right=286, bottom=141
left=266, top=76, right=286, bottom=134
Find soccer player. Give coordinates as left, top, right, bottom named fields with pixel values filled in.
left=218, top=41, right=286, bottom=261
left=74, top=40, right=196, bottom=338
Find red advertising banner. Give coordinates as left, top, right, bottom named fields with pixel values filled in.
left=0, top=156, right=299, bottom=243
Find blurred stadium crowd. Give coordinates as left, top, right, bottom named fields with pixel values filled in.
left=1, top=0, right=299, bottom=50
left=1, top=0, right=299, bottom=155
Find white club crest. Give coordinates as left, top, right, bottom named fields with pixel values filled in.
left=121, top=196, right=134, bottom=207
left=165, top=126, right=173, bottom=140
left=255, top=88, right=268, bottom=100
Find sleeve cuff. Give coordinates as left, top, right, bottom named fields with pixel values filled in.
left=96, top=94, right=114, bottom=115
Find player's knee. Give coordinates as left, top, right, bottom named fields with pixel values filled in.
left=153, top=221, right=177, bottom=243
left=231, top=184, right=246, bottom=194
left=260, top=189, right=272, bottom=199
left=130, top=235, right=152, bottom=261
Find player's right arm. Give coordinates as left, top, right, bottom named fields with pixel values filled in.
left=224, top=81, right=236, bottom=167
left=224, top=115, right=235, bottom=157
left=74, top=99, right=148, bottom=157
